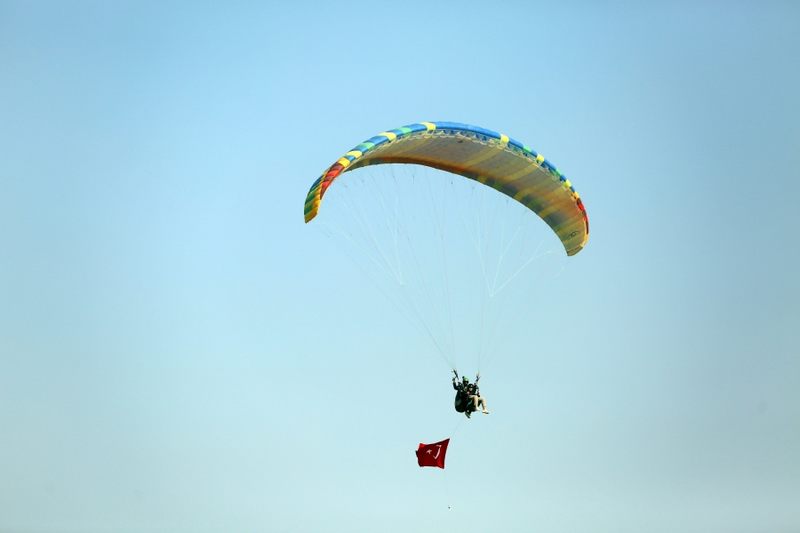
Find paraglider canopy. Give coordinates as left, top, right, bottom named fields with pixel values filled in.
left=304, top=121, right=589, bottom=256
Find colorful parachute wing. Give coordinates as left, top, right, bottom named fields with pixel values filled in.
left=304, top=121, right=589, bottom=256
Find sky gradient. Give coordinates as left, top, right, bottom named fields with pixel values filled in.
left=1, top=1, right=799, bottom=532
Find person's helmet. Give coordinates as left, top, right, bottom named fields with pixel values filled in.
left=462, top=376, right=469, bottom=383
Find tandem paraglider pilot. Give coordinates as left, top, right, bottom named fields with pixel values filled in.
left=452, top=371, right=489, bottom=418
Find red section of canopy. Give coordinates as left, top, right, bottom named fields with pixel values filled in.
left=416, top=438, right=450, bottom=469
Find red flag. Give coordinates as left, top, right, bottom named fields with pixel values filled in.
left=415, top=438, right=450, bottom=469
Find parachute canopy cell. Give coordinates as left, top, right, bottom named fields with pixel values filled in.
left=303, top=121, right=589, bottom=256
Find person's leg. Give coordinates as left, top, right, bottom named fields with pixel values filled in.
left=471, top=395, right=480, bottom=411
left=479, top=396, right=489, bottom=414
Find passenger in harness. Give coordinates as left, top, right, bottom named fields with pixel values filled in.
left=452, top=371, right=489, bottom=418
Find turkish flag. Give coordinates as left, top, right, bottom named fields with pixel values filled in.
left=415, top=438, right=450, bottom=469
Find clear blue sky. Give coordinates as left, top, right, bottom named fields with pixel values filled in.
left=1, top=2, right=798, bottom=532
